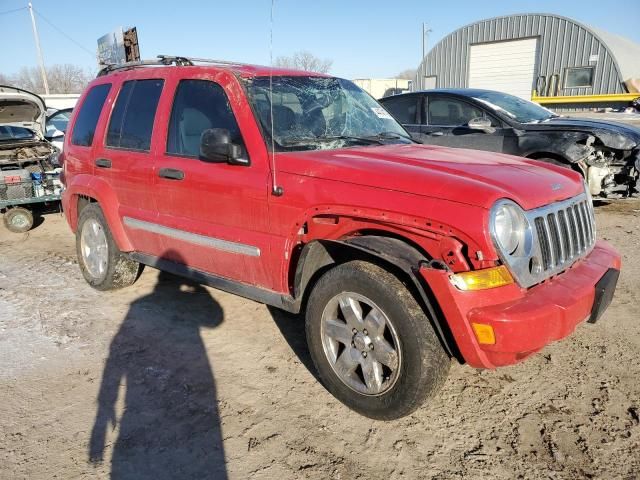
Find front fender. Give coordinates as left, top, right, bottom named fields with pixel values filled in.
left=62, top=174, right=133, bottom=251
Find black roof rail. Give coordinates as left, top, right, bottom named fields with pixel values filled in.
left=96, top=55, right=248, bottom=77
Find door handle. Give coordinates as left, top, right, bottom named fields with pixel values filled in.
left=95, top=158, right=112, bottom=168
left=158, top=168, right=184, bottom=180
left=428, top=131, right=444, bottom=136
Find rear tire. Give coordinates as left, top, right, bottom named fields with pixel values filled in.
left=76, top=203, right=142, bottom=290
left=4, top=207, right=34, bottom=233
left=305, top=260, right=450, bottom=420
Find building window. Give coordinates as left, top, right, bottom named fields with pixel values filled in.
left=564, top=67, right=594, bottom=88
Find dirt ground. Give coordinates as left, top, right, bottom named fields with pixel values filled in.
left=0, top=199, right=639, bottom=480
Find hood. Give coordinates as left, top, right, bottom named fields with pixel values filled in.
left=0, top=85, right=46, bottom=139
left=278, top=144, right=584, bottom=211
left=527, top=116, right=640, bottom=149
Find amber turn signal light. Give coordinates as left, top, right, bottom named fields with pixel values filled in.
left=471, top=322, right=496, bottom=345
left=449, top=265, right=514, bottom=291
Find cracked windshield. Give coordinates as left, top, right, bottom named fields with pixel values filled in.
left=246, top=76, right=412, bottom=151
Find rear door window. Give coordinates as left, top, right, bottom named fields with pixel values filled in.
left=166, top=79, right=245, bottom=158
left=106, top=79, right=164, bottom=152
left=70, top=83, right=111, bottom=147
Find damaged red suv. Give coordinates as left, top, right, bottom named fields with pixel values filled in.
left=61, top=56, right=621, bottom=419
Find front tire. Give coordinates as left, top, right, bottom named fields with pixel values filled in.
left=76, top=203, right=142, bottom=290
left=305, top=260, right=450, bottom=420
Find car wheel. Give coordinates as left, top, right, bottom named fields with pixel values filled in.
left=3, top=207, right=34, bottom=233
left=76, top=203, right=143, bottom=290
left=305, top=260, right=450, bottom=419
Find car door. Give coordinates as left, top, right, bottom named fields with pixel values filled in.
left=93, top=76, right=165, bottom=256
left=379, top=94, right=421, bottom=139
left=151, top=74, right=271, bottom=287
left=421, top=95, right=506, bottom=152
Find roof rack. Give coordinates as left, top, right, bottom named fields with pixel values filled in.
left=97, top=55, right=248, bottom=77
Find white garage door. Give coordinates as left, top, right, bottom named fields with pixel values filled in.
left=468, top=38, right=538, bottom=100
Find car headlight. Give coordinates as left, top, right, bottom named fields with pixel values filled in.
left=490, top=200, right=530, bottom=256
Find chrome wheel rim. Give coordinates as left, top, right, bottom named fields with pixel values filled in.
left=80, top=219, right=108, bottom=279
left=321, top=292, right=402, bottom=396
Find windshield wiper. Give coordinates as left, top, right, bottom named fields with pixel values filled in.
left=318, top=134, right=386, bottom=144
left=280, top=135, right=383, bottom=146
left=280, top=132, right=413, bottom=147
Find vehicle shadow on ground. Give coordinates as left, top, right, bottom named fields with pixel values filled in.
left=267, top=306, right=320, bottom=382
left=88, top=254, right=228, bottom=480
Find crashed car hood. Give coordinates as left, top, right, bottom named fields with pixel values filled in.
left=279, top=144, right=584, bottom=211
left=527, top=116, right=640, bottom=149
left=0, top=85, right=46, bottom=139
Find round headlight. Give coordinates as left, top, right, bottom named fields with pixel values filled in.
left=491, top=200, right=528, bottom=255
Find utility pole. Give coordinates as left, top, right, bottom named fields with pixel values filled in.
left=421, top=23, right=432, bottom=89
left=28, top=2, right=49, bottom=95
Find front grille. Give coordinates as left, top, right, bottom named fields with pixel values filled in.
left=532, top=198, right=595, bottom=272
left=499, top=192, right=597, bottom=289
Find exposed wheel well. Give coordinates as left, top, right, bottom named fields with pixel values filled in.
left=76, top=195, right=96, bottom=217
left=527, top=152, right=584, bottom=175
left=293, top=236, right=460, bottom=361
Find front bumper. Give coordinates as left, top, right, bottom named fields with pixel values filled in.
left=421, top=240, right=621, bottom=369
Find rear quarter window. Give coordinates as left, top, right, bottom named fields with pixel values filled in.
left=107, top=79, right=164, bottom=152
left=70, top=83, right=111, bottom=147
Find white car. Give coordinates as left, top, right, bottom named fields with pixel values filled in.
left=45, top=107, right=73, bottom=151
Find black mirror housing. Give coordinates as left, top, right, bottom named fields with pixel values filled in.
left=200, top=128, right=250, bottom=165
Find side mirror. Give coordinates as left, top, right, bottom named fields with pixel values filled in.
left=467, top=117, right=495, bottom=134
left=200, top=128, right=249, bottom=166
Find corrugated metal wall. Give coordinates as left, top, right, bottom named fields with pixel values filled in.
left=414, top=14, right=624, bottom=96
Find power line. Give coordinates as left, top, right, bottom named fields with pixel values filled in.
left=0, top=6, right=27, bottom=16
left=32, top=8, right=95, bottom=58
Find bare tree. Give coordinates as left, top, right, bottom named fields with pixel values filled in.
left=397, top=68, right=417, bottom=80
left=0, top=73, right=12, bottom=86
left=275, top=51, right=333, bottom=73
left=7, top=64, right=93, bottom=94
left=46, top=64, right=93, bottom=94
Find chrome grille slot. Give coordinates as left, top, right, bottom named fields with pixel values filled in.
left=574, top=204, right=586, bottom=251
left=535, top=217, right=552, bottom=270
left=505, top=192, right=597, bottom=288
left=556, top=210, right=571, bottom=260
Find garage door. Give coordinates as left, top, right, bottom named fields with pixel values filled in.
left=468, top=38, right=538, bottom=100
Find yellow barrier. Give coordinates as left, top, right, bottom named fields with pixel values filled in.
left=531, top=92, right=639, bottom=104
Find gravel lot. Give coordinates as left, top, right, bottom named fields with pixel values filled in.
left=1, top=198, right=639, bottom=480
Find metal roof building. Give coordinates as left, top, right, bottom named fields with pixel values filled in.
left=414, top=13, right=640, bottom=105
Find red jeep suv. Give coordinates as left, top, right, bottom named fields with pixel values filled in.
left=61, top=56, right=621, bottom=419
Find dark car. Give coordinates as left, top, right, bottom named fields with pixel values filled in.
left=380, top=89, right=640, bottom=197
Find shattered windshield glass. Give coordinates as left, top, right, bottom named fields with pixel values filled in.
left=245, top=76, right=412, bottom=151
left=472, top=91, right=558, bottom=124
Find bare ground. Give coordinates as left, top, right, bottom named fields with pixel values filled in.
left=0, top=200, right=639, bottom=480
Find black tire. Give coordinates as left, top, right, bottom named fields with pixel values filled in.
left=76, top=203, right=142, bottom=290
left=4, top=207, right=34, bottom=233
left=305, top=260, right=450, bottom=420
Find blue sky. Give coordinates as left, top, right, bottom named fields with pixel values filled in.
left=1, top=0, right=639, bottom=79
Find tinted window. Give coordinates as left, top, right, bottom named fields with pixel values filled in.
left=565, top=67, right=594, bottom=88
left=167, top=80, right=245, bottom=158
left=427, top=98, right=484, bottom=126
left=71, top=83, right=111, bottom=147
left=382, top=95, right=418, bottom=124
left=107, top=79, right=164, bottom=151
